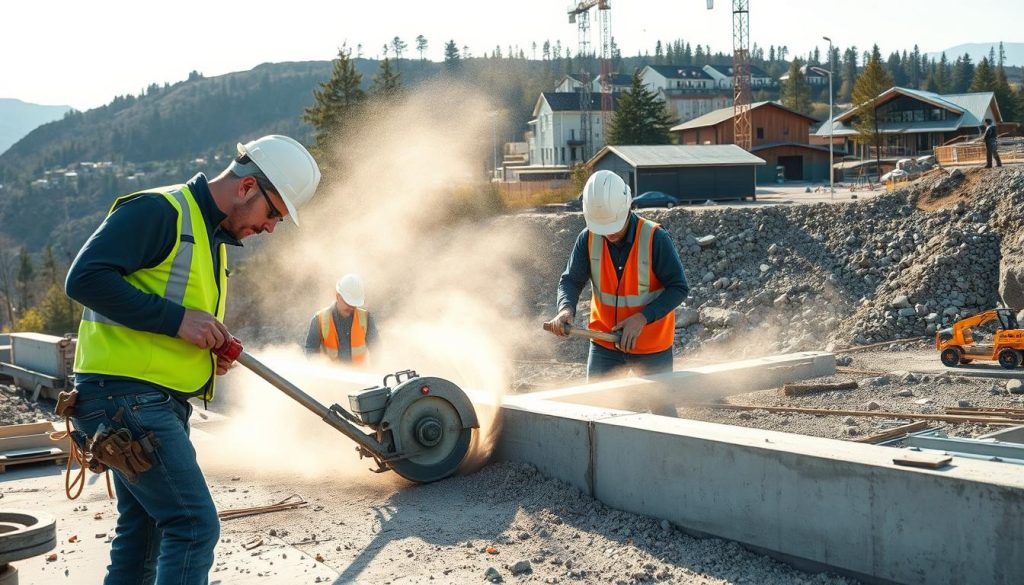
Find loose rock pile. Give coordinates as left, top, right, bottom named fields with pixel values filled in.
left=516, top=167, right=1024, bottom=360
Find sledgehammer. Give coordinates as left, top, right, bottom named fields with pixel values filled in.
left=542, top=322, right=621, bottom=344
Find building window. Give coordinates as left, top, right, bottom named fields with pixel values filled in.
left=756, top=128, right=764, bottom=139
left=561, top=147, right=566, bottom=163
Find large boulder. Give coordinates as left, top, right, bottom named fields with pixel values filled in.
left=999, top=259, right=1024, bottom=311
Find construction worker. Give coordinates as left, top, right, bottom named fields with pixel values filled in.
left=982, top=118, right=1002, bottom=168
left=545, top=170, right=689, bottom=381
left=304, top=273, right=378, bottom=365
left=64, top=135, right=320, bottom=585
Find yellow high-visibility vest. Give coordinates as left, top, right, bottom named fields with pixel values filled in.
left=74, top=184, right=228, bottom=400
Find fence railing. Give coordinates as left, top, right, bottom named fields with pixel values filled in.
left=497, top=180, right=575, bottom=210
left=934, top=137, right=1024, bottom=166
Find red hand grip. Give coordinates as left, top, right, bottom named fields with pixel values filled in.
left=214, top=337, right=243, bottom=363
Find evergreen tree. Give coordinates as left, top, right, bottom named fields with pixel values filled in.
left=16, top=247, right=34, bottom=312
left=302, top=46, right=365, bottom=176
left=42, top=246, right=59, bottom=286
left=415, top=35, right=428, bottom=60
left=951, top=53, right=974, bottom=93
left=655, top=40, right=664, bottom=64
left=839, top=46, right=858, bottom=102
left=994, top=54, right=1017, bottom=122
left=782, top=59, right=812, bottom=115
left=443, top=40, right=461, bottom=72
left=607, top=70, right=675, bottom=145
left=371, top=58, right=402, bottom=98
left=970, top=57, right=997, bottom=92
left=390, top=37, right=407, bottom=62
left=887, top=52, right=906, bottom=86
left=851, top=45, right=893, bottom=176
left=934, top=53, right=951, bottom=93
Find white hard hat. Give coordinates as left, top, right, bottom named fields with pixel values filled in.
left=335, top=273, right=365, bottom=307
left=235, top=135, right=321, bottom=226
left=582, top=170, right=631, bottom=235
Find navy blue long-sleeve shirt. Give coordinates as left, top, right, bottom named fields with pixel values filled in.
left=557, top=213, right=689, bottom=324
left=66, top=174, right=241, bottom=392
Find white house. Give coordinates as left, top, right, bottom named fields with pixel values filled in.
left=528, top=92, right=613, bottom=166
left=702, top=64, right=775, bottom=90
left=640, top=65, right=731, bottom=124
left=554, top=74, right=589, bottom=93
left=779, top=64, right=830, bottom=86
left=555, top=72, right=633, bottom=94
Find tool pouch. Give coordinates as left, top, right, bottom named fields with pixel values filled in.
left=55, top=389, right=78, bottom=418
left=89, top=425, right=158, bottom=482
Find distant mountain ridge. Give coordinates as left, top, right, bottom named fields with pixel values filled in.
left=0, top=98, right=71, bottom=157
left=926, top=42, right=1024, bottom=67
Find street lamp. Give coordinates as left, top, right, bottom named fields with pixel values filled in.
left=489, top=111, right=499, bottom=181
left=823, top=36, right=834, bottom=199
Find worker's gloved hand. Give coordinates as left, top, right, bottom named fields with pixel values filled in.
left=545, top=308, right=575, bottom=337
left=177, top=309, right=231, bottom=350
left=613, top=313, right=648, bottom=352
left=215, top=355, right=234, bottom=376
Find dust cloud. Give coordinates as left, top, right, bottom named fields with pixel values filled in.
left=206, top=81, right=540, bottom=481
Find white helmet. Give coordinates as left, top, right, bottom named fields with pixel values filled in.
left=582, top=170, right=632, bottom=235
left=335, top=273, right=365, bottom=307
left=235, top=135, right=321, bottom=226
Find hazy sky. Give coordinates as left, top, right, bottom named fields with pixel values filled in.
left=3, top=0, right=1021, bottom=110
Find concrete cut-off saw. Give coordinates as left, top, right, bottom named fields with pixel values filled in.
left=215, top=338, right=478, bottom=483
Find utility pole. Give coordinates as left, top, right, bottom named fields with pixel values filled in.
left=824, top=36, right=834, bottom=199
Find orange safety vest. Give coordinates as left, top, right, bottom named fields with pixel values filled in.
left=588, top=217, right=675, bottom=354
left=317, top=306, right=370, bottom=365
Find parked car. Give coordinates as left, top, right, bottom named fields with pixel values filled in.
left=565, top=194, right=583, bottom=211
left=632, top=191, right=681, bottom=209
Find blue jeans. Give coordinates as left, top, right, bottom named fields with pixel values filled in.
left=587, top=343, right=676, bottom=415
left=71, top=380, right=218, bottom=585
left=586, top=342, right=674, bottom=382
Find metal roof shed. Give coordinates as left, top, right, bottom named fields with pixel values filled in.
left=588, top=145, right=766, bottom=201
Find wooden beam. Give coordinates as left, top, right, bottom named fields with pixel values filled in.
left=853, top=421, right=930, bottom=444
left=781, top=380, right=858, bottom=397
left=684, top=402, right=1022, bottom=425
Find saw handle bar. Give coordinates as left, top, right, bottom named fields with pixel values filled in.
left=383, top=369, right=419, bottom=388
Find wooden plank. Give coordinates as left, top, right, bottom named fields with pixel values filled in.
left=854, top=421, right=930, bottom=444
left=945, top=406, right=1024, bottom=416
left=0, top=450, right=67, bottom=474
left=0, top=421, right=55, bottom=439
left=893, top=452, right=952, bottom=469
left=686, top=402, right=1022, bottom=425
left=781, top=381, right=858, bottom=397
left=0, top=433, right=62, bottom=452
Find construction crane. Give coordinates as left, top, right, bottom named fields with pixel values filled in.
left=568, top=0, right=612, bottom=162
left=708, top=0, right=752, bottom=151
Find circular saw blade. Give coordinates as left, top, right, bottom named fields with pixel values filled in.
left=387, top=396, right=473, bottom=483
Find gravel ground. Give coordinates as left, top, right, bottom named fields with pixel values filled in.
left=206, top=462, right=857, bottom=585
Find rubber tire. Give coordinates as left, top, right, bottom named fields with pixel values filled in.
left=389, top=427, right=473, bottom=484
left=940, top=347, right=961, bottom=367
left=666, top=202, right=674, bottom=208
left=998, top=348, right=1022, bottom=369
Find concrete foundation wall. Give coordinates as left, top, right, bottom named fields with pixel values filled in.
left=495, top=353, right=1024, bottom=584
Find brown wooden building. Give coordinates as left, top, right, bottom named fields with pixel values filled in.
left=671, top=101, right=832, bottom=183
